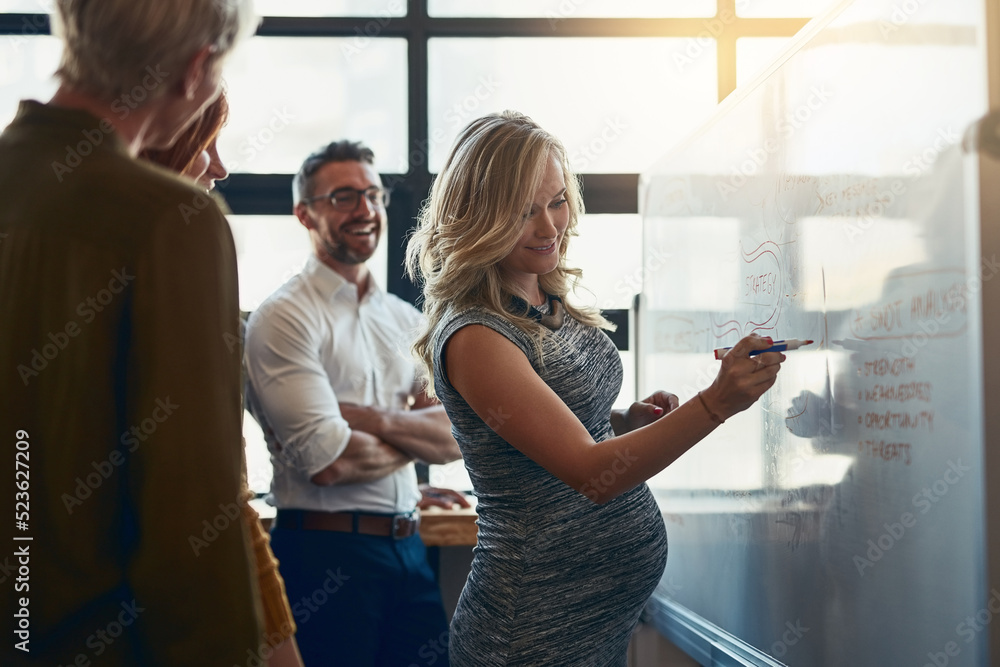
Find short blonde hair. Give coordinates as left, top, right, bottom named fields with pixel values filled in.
left=52, top=0, right=258, bottom=100
left=406, top=110, right=610, bottom=395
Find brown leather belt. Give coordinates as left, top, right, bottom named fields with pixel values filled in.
left=275, top=509, right=420, bottom=540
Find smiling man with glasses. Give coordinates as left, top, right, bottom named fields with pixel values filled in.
left=295, top=150, right=390, bottom=270
left=244, top=140, right=468, bottom=666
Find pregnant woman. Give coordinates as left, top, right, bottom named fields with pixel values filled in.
left=406, top=110, right=783, bottom=665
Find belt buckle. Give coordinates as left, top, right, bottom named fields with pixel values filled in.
left=392, top=511, right=418, bottom=539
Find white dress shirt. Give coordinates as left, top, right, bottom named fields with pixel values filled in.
left=245, top=254, right=423, bottom=513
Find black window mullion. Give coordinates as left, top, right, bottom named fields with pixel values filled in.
left=224, top=173, right=636, bottom=214
left=249, top=15, right=808, bottom=40
left=426, top=17, right=722, bottom=38
left=0, top=13, right=49, bottom=34
left=385, top=0, right=431, bottom=306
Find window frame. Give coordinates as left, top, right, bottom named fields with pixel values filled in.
left=0, top=2, right=809, bottom=347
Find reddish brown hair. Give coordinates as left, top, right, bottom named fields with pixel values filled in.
left=140, top=90, right=229, bottom=173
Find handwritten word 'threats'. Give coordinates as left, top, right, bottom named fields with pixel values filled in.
left=859, top=439, right=912, bottom=465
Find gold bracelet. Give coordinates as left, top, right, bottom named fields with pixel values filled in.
left=697, top=391, right=725, bottom=424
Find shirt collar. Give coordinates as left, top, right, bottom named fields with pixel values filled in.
left=304, top=254, right=384, bottom=304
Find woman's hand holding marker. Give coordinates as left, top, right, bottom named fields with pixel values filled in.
left=699, top=334, right=785, bottom=423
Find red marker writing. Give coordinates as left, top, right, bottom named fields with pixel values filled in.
left=713, top=338, right=814, bottom=360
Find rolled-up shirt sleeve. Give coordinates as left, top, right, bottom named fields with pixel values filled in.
left=245, top=299, right=351, bottom=476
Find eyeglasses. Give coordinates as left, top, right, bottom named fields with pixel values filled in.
left=303, top=186, right=390, bottom=211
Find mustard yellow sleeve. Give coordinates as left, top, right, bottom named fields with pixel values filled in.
left=240, top=449, right=297, bottom=646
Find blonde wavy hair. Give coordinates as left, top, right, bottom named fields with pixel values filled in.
left=406, top=110, right=611, bottom=396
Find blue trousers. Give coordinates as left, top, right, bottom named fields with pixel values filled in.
left=270, top=525, right=450, bottom=667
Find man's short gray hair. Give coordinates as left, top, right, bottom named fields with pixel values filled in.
left=52, top=0, right=258, bottom=101
left=292, top=140, right=376, bottom=204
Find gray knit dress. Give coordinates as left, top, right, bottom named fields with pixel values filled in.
left=432, top=303, right=669, bottom=666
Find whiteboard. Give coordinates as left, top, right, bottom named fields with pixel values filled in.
left=637, top=1, right=995, bottom=664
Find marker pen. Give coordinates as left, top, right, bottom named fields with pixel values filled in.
left=713, top=339, right=814, bottom=359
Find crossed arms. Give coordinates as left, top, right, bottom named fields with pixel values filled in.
left=310, top=391, right=461, bottom=486
left=243, top=301, right=461, bottom=489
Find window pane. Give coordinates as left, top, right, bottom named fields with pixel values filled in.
left=253, top=0, right=406, bottom=17
left=0, top=35, right=60, bottom=130
left=429, top=460, right=472, bottom=495
left=244, top=411, right=273, bottom=494
left=429, top=0, right=713, bottom=18
left=227, top=215, right=311, bottom=311
left=566, top=214, right=642, bottom=311
left=219, top=37, right=407, bottom=174
left=226, top=214, right=388, bottom=312
left=570, top=214, right=641, bottom=409
left=428, top=38, right=717, bottom=173
left=0, top=1, right=51, bottom=11
left=617, top=350, right=636, bottom=408
left=736, top=36, right=793, bottom=88
left=736, top=0, right=840, bottom=17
